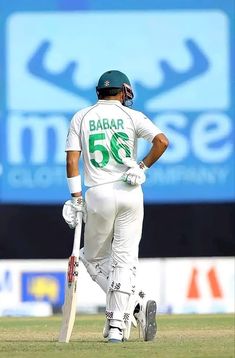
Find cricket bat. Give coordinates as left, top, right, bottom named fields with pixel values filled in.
left=58, top=212, right=83, bottom=343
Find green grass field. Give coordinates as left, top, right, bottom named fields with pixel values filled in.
left=0, top=314, right=234, bottom=358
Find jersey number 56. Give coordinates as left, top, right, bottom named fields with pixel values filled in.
left=89, top=132, right=131, bottom=168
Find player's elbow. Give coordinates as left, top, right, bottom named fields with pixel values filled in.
left=154, top=133, right=169, bottom=150
left=66, top=151, right=81, bottom=171
left=66, top=156, right=77, bottom=168
left=160, top=135, right=169, bottom=150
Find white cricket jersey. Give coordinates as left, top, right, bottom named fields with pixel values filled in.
left=65, top=100, right=162, bottom=187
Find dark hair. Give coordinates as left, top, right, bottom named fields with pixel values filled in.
left=97, top=87, right=122, bottom=99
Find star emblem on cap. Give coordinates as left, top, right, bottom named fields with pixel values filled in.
left=104, top=80, right=110, bottom=87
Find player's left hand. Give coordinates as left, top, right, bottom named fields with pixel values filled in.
left=122, top=158, right=148, bottom=186
left=62, top=197, right=87, bottom=229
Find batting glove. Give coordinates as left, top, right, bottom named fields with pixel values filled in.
left=62, top=197, right=87, bottom=229
left=122, top=158, right=148, bottom=186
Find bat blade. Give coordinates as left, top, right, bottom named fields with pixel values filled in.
left=58, top=255, right=79, bottom=343
left=58, top=212, right=83, bottom=343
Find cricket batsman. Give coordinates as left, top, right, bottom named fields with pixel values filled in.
left=63, top=70, right=169, bottom=342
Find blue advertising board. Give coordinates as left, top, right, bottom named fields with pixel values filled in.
left=0, top=0, right=234, bottom=203
left=21, top=272, right=65, bottom=306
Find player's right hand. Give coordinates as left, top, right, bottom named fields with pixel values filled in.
left=122, top=158, right=147, bottom=186
left=62, top=197, right=87, bottom=229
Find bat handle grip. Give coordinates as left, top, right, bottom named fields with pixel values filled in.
left=71, top=212, right=83, bottom=256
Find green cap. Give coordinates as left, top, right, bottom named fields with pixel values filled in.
left=96, top=70, right=131, bottom=89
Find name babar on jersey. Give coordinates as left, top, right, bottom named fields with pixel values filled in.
left=89, top=118, right=125, bottom=132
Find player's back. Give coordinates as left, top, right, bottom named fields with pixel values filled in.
left=66, top=99, right=161, bottom=187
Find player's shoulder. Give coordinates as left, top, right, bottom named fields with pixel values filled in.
left=72, top=104, right=97, bottom=123
left=119, top=105, right=146, bottom=120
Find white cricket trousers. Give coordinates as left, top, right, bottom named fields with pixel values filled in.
left=83, top=181, right=144, bottom=326
left=84, top=181, right=144, bottom=268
